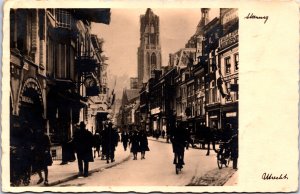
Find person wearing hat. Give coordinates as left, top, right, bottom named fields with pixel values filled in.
left=102, top=121, right=119, bottom=163
left=72, top=122, right=94, bottom=177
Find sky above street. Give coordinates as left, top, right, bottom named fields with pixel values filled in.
left=91, top=8, right=219, bottom=96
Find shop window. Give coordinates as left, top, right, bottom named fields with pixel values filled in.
left=225, top=57, right=231, bottom=74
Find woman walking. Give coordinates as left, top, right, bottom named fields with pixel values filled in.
left=129, top=130, right=140, bottom=160
left=139, top=130, right=150, bottom=159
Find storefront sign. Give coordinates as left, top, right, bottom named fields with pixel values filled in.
left=210, top=115, right=218, bottom=119
left=226, top=112, right=237, bottom=117
left=20, top=96, right=34, bottom=104
left=20, top=78, right=43, bottom=105
left=219, top=30, right=238, bottom=50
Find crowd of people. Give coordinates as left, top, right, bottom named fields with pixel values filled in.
left=10, top=114, right=238, bottom=186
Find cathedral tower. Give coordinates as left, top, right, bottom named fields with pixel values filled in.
left=137, top=8, right=162, bottom=87
left=195, top=8, right=210, bottom=35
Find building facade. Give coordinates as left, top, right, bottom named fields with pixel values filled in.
left=217, top=8, right=239, bottom=130
left=10, top=9, right=111, bottom=152
left=137, top=8, right=238, bottom=141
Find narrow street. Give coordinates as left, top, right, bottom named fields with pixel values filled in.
left=58, top=139, right=235, bottom=186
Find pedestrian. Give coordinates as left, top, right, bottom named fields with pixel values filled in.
left=121, top=131, right=129, bottom=151
left=205, top=125, right=217, bottom=156
left=93, top=132, right=101, bottom=158
left=61, top=137, right=75, bottom=165
left=231, top=126, right=238, bottom=170
left=166, top=128, right=170, bottom=143
left=162, top=130, right=166, bottom=139
left=155, top=129, right=160, bottom=140
left=11, top=120, right=34, bottom=186
left=129, top=130, right=140, bottom=160
left=32, top=128, right=52, bottom=186
left=73, top=122, right=94, bottom=177
left=139, top=130, right=150, bottom=159
left=103, top=121, right=119, bottom=163
left=100, top=123, right=106, bottom=160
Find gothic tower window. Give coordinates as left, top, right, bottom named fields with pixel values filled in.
left=147, top=52, right=151, bottom=66
left=150, top=24, right=155, bottom=33
left=151, top=53, right=156, bottom=67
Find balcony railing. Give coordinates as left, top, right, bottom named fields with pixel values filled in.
left=76, top=53, right=98, bottom=73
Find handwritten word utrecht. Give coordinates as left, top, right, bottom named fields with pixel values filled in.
left=262, top=173, right=288, bottom=180
left=245, top=13, right=269, bottom=24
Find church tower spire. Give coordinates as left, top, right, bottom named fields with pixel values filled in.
left=137, top=8, right=162, bottom=87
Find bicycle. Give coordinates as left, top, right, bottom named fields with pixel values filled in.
left=216, top=141, right=231, bottom=169
left=174, top=152, right=184, bottom=174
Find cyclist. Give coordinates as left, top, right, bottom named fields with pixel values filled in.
left=171, top=121, right=188, bottom=168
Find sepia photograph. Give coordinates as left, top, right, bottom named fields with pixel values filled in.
left=9, top=7, right=238, bottom=187
left=1, top=1, right=298, bottom=193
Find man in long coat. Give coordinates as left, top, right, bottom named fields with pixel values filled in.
left=73, top=122, right=94, bottom=177
left=103, top=122, right=119, bottom=163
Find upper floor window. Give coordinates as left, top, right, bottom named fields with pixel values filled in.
left=234, top=54, right=239, bottom=70
left=56, top=9, right=71, bottom=29
left=225, top=57, right=231, bottom=74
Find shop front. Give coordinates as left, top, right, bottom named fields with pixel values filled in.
left=18, top=78, right=45, bottom=133
left=46, top=81, right=87, bottom=144
left=207, top=107, right=221, bottom=130
left=221, top=102, right=238, bottom=129
left=194, top=116, right=206, bottom=140
left=150, top=107, right=161, bottom=136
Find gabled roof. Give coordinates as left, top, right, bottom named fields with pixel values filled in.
left=125, top=89, right=140, bottom=102
left=121, top=89, right=140, bottom=106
